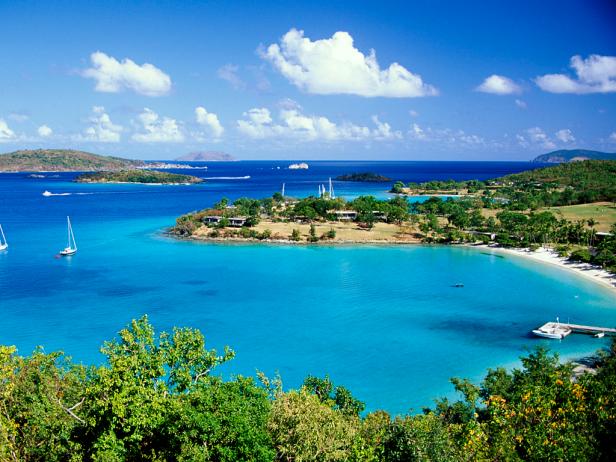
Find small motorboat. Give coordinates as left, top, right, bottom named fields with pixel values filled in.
left=59, top=216, right=77, bottom=256
left=42, top=190, right=53, bottom=196
left=594, top=332, right=605, bottom=338
left=453, top=283, right=464, bottom=288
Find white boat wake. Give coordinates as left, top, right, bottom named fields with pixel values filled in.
left=203, top=175, right=251, bottom=180
left=42, top=191, right=94, bottom=197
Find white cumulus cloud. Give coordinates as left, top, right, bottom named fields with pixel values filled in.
left=37, top=125, right=53, bottom=137
left=609, top=132, right=616, bottom=142
left=195, top=106, right=224, bottom=139
left=535, top=54, right=616, bottom=94
left=408, top=123, right=484, bottom=146
left=0, top=119, right=16, bottom=141
left=261, top=28, right=437, bottom=98
left=555, top=128, right=575, bottom=143
left=132, top=108, right=183, bottom=142
left=237, top=107, right=401, bottom=141
left=476, top=74, right=521, bottom=95
left=77, top=106, right=123, bottom=143
left=82, top=51, right=172, bottom=97
left=517, top=127, right=556, bottom=150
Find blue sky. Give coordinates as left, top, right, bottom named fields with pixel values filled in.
left=1, top=0, right=615, bottom=160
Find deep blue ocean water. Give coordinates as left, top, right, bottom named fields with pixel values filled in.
left=1, top=161, right=615, bottom=414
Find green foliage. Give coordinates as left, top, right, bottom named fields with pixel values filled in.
left=290, top=228, right=302, bottom=241
left=268, top=389, right=359, bottom=462
left=308, top=224, right=319, bottom=242
left=382, top=414, right=459, bottom=462
left=2, top=322, right=616, bottom=461
left=390, top=181, right=405, bottom=194
left=302, top=375, right=366, bottom=416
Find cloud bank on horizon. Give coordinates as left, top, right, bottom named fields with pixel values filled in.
left=0, top=1, right=614, bottom=160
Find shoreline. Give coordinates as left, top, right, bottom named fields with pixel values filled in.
left=171, top=231, right=616, bottom=295
left=474, top=245, right=616, bottom=295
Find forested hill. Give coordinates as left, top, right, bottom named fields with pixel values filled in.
left=532, top=149, right=616, bottom=163
left=500, top=160, right=616, bottom=205
left=503, top=159, right=616, bottom=188
left=0, top=149, right=144, bottom=172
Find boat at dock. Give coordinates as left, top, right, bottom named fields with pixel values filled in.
left=533, top=318, right=616, bottom=339
left=532, top=320, right=572, bottom=339
left=59, top=216, right=77, bottom=256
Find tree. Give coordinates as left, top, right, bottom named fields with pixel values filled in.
left=268, top=390, right=359, bottom=462
left=214, top=197, right=229, bottom=210
left=308, top=224, right=319, bottom=243
left=290, top=228, right=302, bottom=241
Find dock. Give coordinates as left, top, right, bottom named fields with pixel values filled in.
left=534, top=321, right=616, bottom=339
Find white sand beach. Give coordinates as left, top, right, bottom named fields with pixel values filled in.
left=482, top=246, right=616, bottom=296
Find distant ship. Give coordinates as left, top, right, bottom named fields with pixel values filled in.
left=288, top=162, right=309, bottom=170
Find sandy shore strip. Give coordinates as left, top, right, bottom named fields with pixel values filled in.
left=478, top=245, right=616, bottom=295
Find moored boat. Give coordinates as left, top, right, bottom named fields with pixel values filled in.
left=59, top=216, right=77, bottom=256
left=532, top=318, right=571, bottom=339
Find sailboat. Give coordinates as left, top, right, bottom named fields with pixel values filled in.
left=0, top=224, right=7, bottom=251
left=59, top=216, right=77, bottom=256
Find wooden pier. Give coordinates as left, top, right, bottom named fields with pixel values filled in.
left=534, top=321, right=616, bottom=339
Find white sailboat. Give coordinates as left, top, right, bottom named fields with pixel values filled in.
left=59, top=216, right=77, bottom=256
left=0, top=224, right=7, bottom=251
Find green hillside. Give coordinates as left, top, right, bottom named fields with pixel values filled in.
left=0, top=149, right=143, bottom=172
left=532, top=149, right=616, bottom=163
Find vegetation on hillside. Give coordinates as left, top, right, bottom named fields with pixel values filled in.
left=1, top=316, right=615, bottom=461
left=75, top=170, right=203, bottom=184
left=0, top=149, right=142, bottom=172
left=335, top=172, right=392, bottom=182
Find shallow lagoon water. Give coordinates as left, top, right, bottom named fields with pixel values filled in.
left=1, top=161, right=615, bottom=413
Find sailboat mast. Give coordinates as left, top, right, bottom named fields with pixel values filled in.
left=0, top=225, right=6, bottom=245
left=69, top=217, right=76, bottom=250
left=67, top=216, right=71, bottom=248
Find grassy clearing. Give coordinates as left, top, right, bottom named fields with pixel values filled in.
left=545, top=202, right=616, bottom=232
left=193, top=220, right=421, bottom=243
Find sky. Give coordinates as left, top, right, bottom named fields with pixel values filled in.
left=1, top=0, right=615, bottom=160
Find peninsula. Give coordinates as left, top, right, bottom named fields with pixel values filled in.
left=75, top=170, right=203, bottom=184
left=172, top=160, right=616, bottom=278
left=0, top=149, right=144, bottom=172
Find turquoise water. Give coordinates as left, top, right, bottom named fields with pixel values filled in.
left=1, top=161, right=615, bottom=414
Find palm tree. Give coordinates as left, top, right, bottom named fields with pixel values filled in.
left=587, top=218, right=597, bottom=246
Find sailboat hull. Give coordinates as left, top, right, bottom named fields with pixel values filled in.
left=0, top=244, right=7, bottom=251
left=60, top=249, right=77, bottom=256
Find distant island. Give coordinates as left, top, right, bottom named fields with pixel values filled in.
left=0, top=149, right=143, bottom=172
left=75, top=170, right=203, bottom=185
left=175, top=151, right=236, bottom=162
left=335, top=172, right=392, bottom=182
left=532, top=149, right=616, bottom=163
